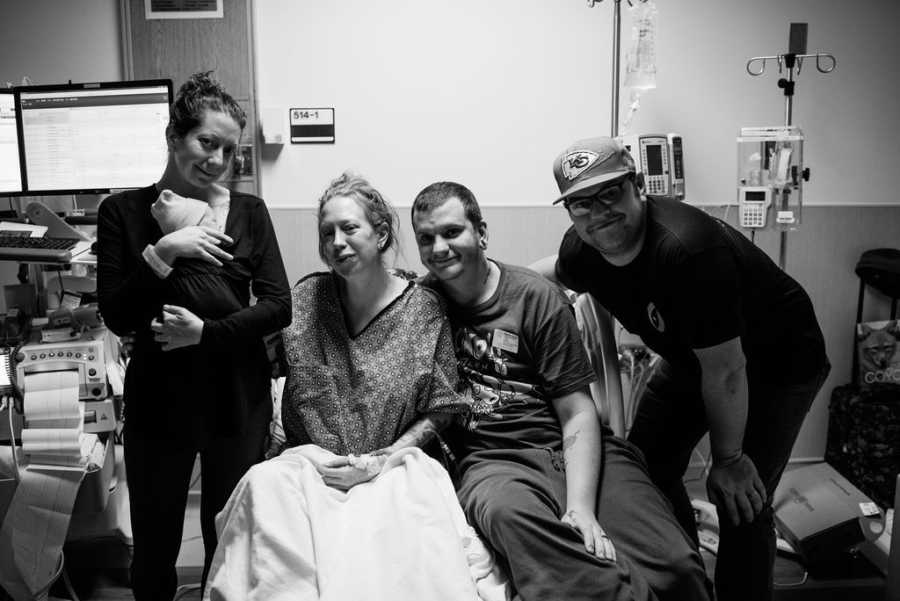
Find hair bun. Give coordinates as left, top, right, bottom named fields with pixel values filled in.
left=168, top=70, right=247, bottom=136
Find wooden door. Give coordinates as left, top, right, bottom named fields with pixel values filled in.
left=121, top=0, right=258, bottom=195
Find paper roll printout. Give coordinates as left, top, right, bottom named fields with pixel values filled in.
left=23, top=371, right=81, bottom=429
left=21, top=429, right=83, bottom=455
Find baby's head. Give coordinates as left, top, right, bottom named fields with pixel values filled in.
left=151, top=189, right=216, bottom=234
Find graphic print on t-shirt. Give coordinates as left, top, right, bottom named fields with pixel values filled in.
left=455, top=326, right=540, bottom=423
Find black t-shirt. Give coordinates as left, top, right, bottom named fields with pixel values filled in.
left=556, top=197, right=826, bottom=384
left=422, top=262, right=595, bottom=458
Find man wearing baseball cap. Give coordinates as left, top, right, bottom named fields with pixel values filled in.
left=536, top=136, right=830, bottom=601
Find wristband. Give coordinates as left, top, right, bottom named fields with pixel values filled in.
left=142, top=244, right=173, bottom=278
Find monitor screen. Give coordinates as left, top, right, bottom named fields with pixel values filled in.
left=0, top=91, right=23, bottom=195
left=645, top=144, right=664, bottom=175
left=17, top=80, right=172, bottom=195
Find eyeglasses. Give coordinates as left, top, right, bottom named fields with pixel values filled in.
left=564, top=176, right=632, bottom=217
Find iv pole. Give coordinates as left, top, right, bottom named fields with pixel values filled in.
left=746, top=31, right=836, bottom=269
left=578, top=0, right=627, bottom=438
left=588, top=0, right=624, bottom=137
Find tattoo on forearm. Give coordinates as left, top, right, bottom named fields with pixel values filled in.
left=562, top=430, right=580, bottom=453
left=393, top=413, right=454, bottom=450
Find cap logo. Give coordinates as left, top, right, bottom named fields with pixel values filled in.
left=561, top=150, right=600, bottom=181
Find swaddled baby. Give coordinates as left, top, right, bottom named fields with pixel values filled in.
left=152, top=188, right=225, bottom=235
left=151, top=189, right=243, bottom=320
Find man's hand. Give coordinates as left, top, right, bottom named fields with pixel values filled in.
left=154, top=226, right=233, bottom=267
left=561, top=507, right=616, bottom=562
left=706, top=453, right=767, bottom=526
left=151, top=305, right=204, bottom=351
left=317, top=454, right=387, bottom=491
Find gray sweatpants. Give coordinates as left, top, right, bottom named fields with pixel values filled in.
left=456, top=435, right=710, bottom=601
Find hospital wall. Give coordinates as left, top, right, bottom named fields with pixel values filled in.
left=2, top=0, right=900, bottom=462
left=254, top=0, right=900, bottom=463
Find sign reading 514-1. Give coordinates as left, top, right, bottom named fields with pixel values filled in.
left=290, top=108, right=335, bottom=144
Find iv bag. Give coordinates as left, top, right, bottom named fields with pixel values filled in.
left=624, top=0, right=658, bottom=91
left=620, top=1, right=658, bottom=134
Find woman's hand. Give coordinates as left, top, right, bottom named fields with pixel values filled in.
left=151, top=305, right=204, bottom=351
left=118, top=332, right=136, bottom=359
left=290, top=444, right=340, bottom=465
left=316, top=453, right=387, bottom=491
left=561, top=507, right=616, bottom=562
left=154, top=226, right=233, bottom=267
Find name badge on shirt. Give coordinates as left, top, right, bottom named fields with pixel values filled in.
left=492, top=329, right=519, bottom=354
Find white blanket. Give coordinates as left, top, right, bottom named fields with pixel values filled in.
left=205, top=447, right=511, bottom=601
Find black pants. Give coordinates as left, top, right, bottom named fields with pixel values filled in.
left=458, top=436, right=710, bottom=601
left=123, top=401, right=270, bottom=601
left=628, top=360, right=830, bottom=601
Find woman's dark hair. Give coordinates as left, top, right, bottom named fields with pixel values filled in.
left=316, top=171, right=399, bottom=265
left=168, top=71, right=247, bottom=137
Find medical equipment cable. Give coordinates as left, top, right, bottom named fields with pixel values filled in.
left=5, top=399, right=18, bottom=477
left=173, top=582, right=202, bottom=600
left=56, top=269, right=66, bottom=305
left=774, top=570, right=809, bottom=588
left=59, top=555, right=82, bottom=601
left=30, top=550, right=76, bottom=601
left=4, top=340, right=25, bottom=477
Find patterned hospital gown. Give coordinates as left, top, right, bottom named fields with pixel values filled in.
left=282, top=272, right=468, bottom=455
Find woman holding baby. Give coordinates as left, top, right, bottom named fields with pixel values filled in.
left=97, top=71, right=291, bottom=601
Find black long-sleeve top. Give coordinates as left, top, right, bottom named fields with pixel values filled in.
left=97, top=185, right=291, bottom=442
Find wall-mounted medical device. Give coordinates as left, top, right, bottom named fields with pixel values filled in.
left=620, top=133, right=685, bottom=200
left=667, top=134, right=685, bottom=199
left=737, top=125, right=806, bottom=230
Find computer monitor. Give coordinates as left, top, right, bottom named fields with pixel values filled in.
left=0, top=90, right=23, bottom=195
left=15, top=79, right=172, bottom=195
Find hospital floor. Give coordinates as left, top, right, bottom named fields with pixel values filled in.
left=51, top=455, right=205, bottom=601
left=684, top=467, right=886, bottom=601
left=55, top=465, right=885, bottom=601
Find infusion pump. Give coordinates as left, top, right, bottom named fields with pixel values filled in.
left=619, top=133, right=685, bottom=200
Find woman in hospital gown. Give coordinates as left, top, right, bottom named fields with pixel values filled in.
left=204, top=172, right=508, bottom=601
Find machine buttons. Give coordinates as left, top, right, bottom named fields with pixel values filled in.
left=88, top=368, right=96, bottom=376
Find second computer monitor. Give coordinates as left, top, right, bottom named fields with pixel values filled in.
left=16, top=80, right=172, bottom=195
left=0, top=90, right=23, bottom=195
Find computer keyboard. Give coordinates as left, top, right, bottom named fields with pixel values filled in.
left=0, top=236, right=78, bottom=262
